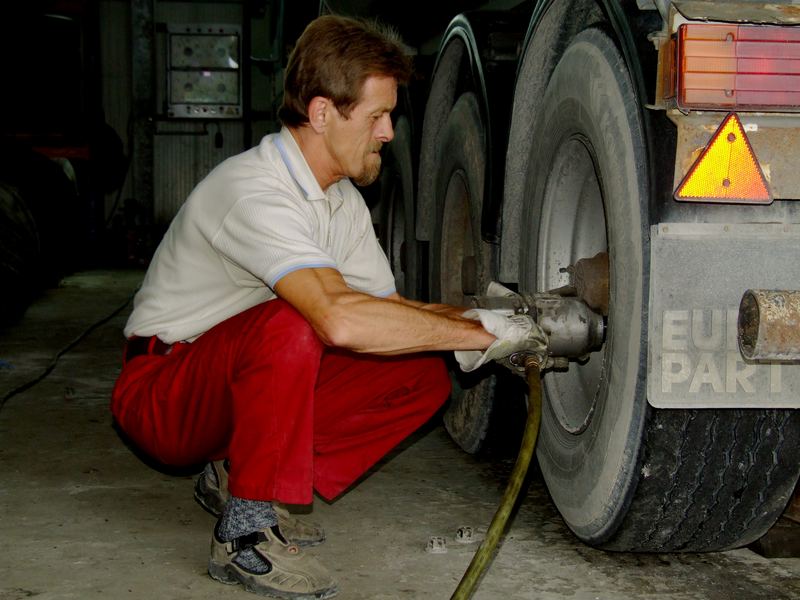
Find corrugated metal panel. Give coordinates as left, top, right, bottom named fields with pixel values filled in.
left=99, top=0, right=133, bottom=224
left=154, top=120, right=244, bottom=224
left=152, top=1, right=246, bottom=224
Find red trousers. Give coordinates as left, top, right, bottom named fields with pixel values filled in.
left=111, top=299, right=450, bottom=504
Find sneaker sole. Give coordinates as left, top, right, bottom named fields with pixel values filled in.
left=208, top=560, right=339, bottom=599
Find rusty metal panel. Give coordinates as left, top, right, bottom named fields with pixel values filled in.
left=674, top=1, right=800, bottom=26
left=671, top=111, right=800, bottom=200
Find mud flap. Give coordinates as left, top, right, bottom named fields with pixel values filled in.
left=648, top=222, right=800, bottom=408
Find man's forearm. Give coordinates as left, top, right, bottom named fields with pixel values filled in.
left=273, top=267, right=495, bottom=355
left=389, top=294, right=472, bottom=320
left=325, top=293, right=494, bottom=355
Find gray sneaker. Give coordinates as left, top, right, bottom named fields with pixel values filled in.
left=195, top=460, right=326, bottom=547
left=208, top=522, right=338, bottom=599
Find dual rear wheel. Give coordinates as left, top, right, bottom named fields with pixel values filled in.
left=428, top=88, right=498, bottom=455
left=396, top=26, right=800, bottom=551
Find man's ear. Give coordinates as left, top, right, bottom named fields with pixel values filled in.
left=307, top=96, right=330, bottom=133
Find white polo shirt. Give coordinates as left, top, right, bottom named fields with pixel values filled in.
left=124, top=127, right=396, bottom=343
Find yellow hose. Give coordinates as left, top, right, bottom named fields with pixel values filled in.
left=450, top=359, right=543, bottom=600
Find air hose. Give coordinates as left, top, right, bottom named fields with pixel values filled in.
left=450, top=357, right=543, bottom=600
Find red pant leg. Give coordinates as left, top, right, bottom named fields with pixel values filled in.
left=111, top=299, right=451, bottom=505
left=312, top=350, right=450, bottom=500
left=111, top=299, right=324, bottom=504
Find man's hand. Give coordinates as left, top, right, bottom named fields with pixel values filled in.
left=455, top=309, right=548, bottom=373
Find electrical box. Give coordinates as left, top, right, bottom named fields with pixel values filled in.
left=167, top=24, right=242, bottom=119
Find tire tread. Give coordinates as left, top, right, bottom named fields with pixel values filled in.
left=606, top=409, right=800, bottom=551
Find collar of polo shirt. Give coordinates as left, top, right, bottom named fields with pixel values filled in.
left=275, top=127, right=345, bottom=211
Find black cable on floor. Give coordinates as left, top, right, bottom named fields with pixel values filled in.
left=0, top=292, right=135, bottom=414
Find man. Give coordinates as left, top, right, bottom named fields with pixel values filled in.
left=112, top=15, right=536, bottom=600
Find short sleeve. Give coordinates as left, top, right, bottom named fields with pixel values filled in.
left=212, top=192, right=336, bottom=288
left=338, top=200, right=396, bottom=297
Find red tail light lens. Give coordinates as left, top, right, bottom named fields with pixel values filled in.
left=678, top=23, right=800, bottom=110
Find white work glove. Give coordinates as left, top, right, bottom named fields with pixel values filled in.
left=455, top=308, right=548, bottom=373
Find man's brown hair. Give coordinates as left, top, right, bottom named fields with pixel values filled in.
left=278, top=15, right=412, bottom=127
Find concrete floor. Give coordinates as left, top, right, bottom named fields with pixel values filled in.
left=1, top=270, right=800, bottom=600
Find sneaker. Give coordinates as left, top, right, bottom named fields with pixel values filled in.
left=208, top=522, right=338, bottom=599
left=194, top=460, right=230, bottom=516
left=195, top=460, right=326, bottom=547
left=272, top=504, right=326, bottom=547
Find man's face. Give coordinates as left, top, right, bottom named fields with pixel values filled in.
left=325, top=75, right=397, bottom=186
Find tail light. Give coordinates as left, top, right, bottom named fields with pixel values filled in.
left=674, top=112, right=771, bottom=204
left=677, top=23, right=800, bottom=111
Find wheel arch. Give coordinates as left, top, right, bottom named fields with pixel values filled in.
left=499, top=0, right=658, bottom=282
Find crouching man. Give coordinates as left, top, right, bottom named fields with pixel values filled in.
left=112, top=14, right=536, bottom=599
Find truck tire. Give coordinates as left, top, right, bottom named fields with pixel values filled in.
left=429, top=91, right=497, bottom=455
left=376, top=116, right=420, bottom=299
left=520, top=28, right=800, bottom=551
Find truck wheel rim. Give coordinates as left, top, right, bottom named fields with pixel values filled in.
left=537, top=135, right=607, bottom=434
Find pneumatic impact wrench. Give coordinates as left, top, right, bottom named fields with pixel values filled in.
left=472, top=281, right=606, bottom=370
left=450, top=282, right=606, bottom=600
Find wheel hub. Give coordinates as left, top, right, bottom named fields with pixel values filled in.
left=440, top=170, right=476, bottom=306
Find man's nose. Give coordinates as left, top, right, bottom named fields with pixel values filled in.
left=376, top=113, right=394, bottom=143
